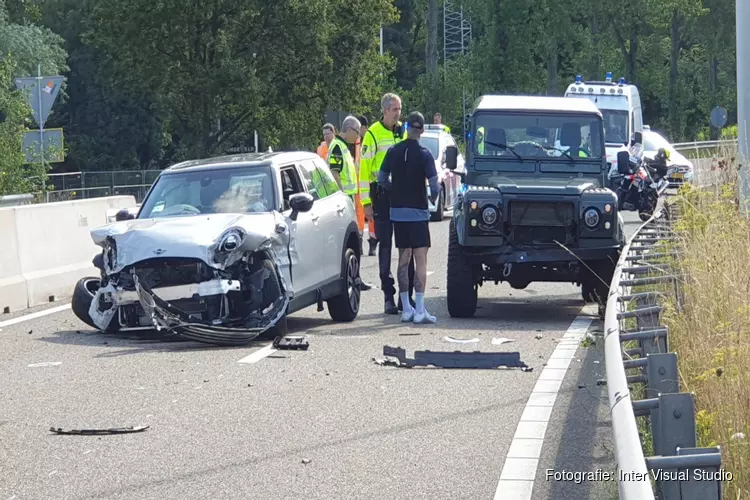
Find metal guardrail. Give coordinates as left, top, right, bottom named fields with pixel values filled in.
left=39, top=170, right=161, bottom=203
left=604, top=206, right=724, bottom=500
left=672, top=139, right=738, bottom=154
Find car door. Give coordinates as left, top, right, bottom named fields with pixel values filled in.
left=279, top=163, right=323, bottom=294
left=298, top=158, right=345, bottom=285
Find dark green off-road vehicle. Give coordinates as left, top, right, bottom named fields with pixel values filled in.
left=444, top=95, right=625, bottom=318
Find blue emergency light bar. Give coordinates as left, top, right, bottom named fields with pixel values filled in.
left=605, top=72, right=613, bottom=82
left=575, top=75, right=582, bottom=83
left=619, top=77, right=626, bottom=85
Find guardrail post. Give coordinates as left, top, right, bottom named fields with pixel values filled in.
left=646, top=353, right=679, bottom=460
left=676, top=446, right=723, bottom=500
left=635, top=294, right=662, bottom=331
left=656, top=392, right=696, bottom=457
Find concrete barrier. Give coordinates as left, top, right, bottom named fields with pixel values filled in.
left=0, top=195, right=136, bottom=314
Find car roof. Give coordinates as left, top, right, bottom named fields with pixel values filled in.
left=163, top=151, right=319, bottom=173
left=474, top=95, right=602, bottom=116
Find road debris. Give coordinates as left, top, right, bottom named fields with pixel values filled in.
left=492, top=338, right=515, bottom=345
left=398, top=333, right=421, bottom=336
left=378, top=346, right=531, bottom=370
left=28, top=362, right=62, bottom=368
left=535, top=334, right=543, bottom=340
left=273, top=335, right=309, bottom=350
left=49, top=425, right=149, bottom=435
left=442, top=336, right=480, bottom=344
left=302, top=458, right=312, bottom=464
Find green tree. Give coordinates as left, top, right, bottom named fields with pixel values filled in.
left=0, top=53, right=47, bottom=195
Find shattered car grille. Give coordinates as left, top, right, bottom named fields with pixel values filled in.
left=122, top=258, right=216, bottom=289
left=506, top=201, right=576, bottom=245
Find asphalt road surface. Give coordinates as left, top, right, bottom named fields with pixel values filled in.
left=0, top=212, right=645, bottom=500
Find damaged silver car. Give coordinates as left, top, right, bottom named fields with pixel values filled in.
left=71, top=152, right=364, bottom=345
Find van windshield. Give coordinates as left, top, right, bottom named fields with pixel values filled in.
left=473, top=112, right=604, bottom=160
left=601, top=109, right=629, bottom=145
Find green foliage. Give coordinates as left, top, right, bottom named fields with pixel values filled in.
left=0, top=53, right=48, bottom=195
left=0, top=0, right=737, bottom=172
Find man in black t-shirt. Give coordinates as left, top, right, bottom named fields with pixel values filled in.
left=377, top=111, right=440, bottom=324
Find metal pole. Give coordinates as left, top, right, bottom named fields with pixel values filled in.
left=379, top=26, right=383, bottom=56
left=37, top=64, right=45, bottom=193
left=254, top=130, right=259, bottom=153
left=738, top=0, right=750, bottom=213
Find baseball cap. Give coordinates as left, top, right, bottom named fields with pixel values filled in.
left=405, top=111, right=425, bottom=130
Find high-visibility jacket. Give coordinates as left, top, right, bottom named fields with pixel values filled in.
left=358, top=120, right=404, bottom=206
left=476, top=126, right=485, bottom=154
left=326, top=136, right=358, bottom=195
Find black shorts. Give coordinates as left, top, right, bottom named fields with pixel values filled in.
left=393, top=221, right=431, bottom=249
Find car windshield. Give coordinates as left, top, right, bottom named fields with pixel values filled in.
left=473, top=112, right=604, bottom=160
left=643, top=131, right=672, bottom=151
left=601, top=109, right=629, bottom=145
left=420, top=135, right=440, bottom=159
left=139, top=166, right=276, bottom=218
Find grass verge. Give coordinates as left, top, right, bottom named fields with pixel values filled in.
left=662, top=147, right=749, bottom=498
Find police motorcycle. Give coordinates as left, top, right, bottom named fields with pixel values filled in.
left=615, top=147, right=671, bottom=222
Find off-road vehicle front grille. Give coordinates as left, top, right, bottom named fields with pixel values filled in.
left=506, top=201, right=576, bottom=245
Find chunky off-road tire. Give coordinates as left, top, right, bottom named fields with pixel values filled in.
left=71, top=277, right=120, bottom=332
left=581, top=281, right=597, bottom=303
left=257, top=259, right=288, bottom=340
left=447, top=219, right=478, bottom=318
left=327, top=247, right=361, bottom=322
left=430, top=186, right=445, bottom=222
left=580, top=260, right=616, bottom=306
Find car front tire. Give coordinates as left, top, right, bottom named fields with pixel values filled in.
left=447, top=219, right=478, bottom=318
left=71, top=277, right=120, bottom=332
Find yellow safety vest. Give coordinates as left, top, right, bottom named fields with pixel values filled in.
left=326, top=136, right=358, bottom=195
left=358, top=120, right=404, bottom=206
left=476, top=126, right=485, bottom=154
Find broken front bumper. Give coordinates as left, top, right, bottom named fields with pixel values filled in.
left=133, top=274, right=289, bottom=345
left=89, top=272, right=289, bottom=346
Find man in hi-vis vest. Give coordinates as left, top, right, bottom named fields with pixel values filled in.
left=359, top=93, right=415, bottom=314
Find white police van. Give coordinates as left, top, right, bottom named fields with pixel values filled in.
left=563, top=72, right=644, bottom=188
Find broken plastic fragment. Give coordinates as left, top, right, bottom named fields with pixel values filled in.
left=28, top=362, right=62, bottom=368
left=443, top=336, right=480, bottom=344
left=491, top=338, right=515, bottom=345
left=381, top=346, right=530, bottom=370
left=49, top=425, right=149, bottom=435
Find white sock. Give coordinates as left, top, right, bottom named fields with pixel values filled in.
left=400, top=292, right=412, bottom=312
left=415, top=293, right=425, bottom=313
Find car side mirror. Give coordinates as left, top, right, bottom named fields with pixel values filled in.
left=445, top=145, right=458, bottom=171
left=289, top=192, right=314, bottom=221
left=115, top=208, right=136, bottom=221
left=617, top=151, right=631, bottom=175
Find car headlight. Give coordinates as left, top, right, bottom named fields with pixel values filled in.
left=481, top=206, right=498, bottom=225
left=217, top=229, right=245, bottom=253
left=584, top=208, right=600, bottom=228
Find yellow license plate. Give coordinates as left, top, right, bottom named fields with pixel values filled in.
left=672, top=173, right=684, bottom=179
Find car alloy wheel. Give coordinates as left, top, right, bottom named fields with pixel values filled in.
left=347, top=252, right=361, bottom=314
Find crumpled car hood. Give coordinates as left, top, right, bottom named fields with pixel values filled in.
left=91, top=212, right=289, bottom=273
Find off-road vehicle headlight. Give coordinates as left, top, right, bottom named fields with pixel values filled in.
left=584, top=208, right=600, bottom=228
left=481, top=206, right=498, bottom=225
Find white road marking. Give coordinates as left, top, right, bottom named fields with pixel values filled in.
left=237, top=343, right=277, bottom=364
left=493, top=314, right=593, bottom=500
left=0, top=304, right=71, bottom=329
